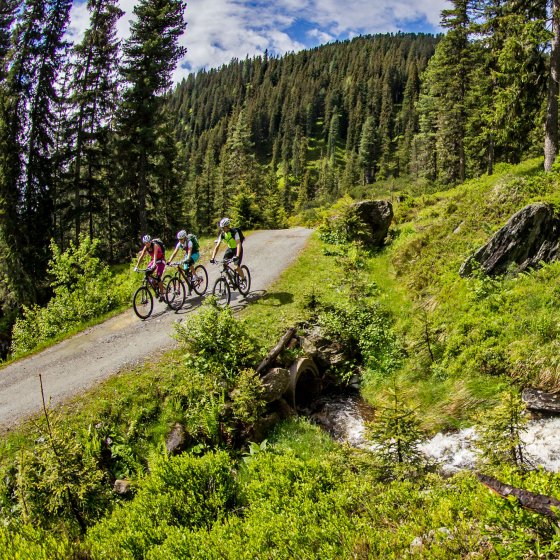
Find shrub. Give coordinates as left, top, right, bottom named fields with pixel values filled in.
left=86, top=451, right=236, bottom=559
left=173, top=298, right=261, bottom=383
left=11, top=237, right=132, bottom=356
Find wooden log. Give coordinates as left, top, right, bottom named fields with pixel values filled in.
left=476, top=473, right=560, bottom=518
left=522, top=388, right=560, bottom=414
left=256, top=327, right=297, bottom=375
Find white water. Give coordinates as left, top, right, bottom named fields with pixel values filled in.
left=309, top=396, right=560, bottom=473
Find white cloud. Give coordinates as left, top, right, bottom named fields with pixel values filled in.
left=68, top=0, right=450, bottom=83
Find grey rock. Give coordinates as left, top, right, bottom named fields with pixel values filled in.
left=261, top=368, right=291, bottom=402
left=351, top=199, right=394, bottom=247
left=113, top=479, right=132, bottom=495
left=165, top=423, right=186, bottom=454
left=522, top=388, right=560, bottom=413
left=460, top=203, right=560, bottom=277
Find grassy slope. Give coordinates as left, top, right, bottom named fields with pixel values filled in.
left=4, top=161, right=560, bottom=557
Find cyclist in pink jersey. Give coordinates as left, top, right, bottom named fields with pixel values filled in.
left=134, top=234, right=166, bottom=301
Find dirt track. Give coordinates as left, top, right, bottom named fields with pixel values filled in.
left=0, top=228, right=313, bottom=431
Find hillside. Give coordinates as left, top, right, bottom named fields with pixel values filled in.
left=3, top=160, right=560, bottom=557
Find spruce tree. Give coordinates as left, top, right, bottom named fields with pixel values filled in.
left=116, top=0, right=186, bottom=244
left=545, top=0, right=560, bottom=171
left=67, top=0, right=123, bottom=244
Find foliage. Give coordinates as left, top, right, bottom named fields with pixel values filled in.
left=10, top=237, right=133, bottom=356
left=7, top=407, right=111, bottom=534
left=173, top=298, right=261, bottom=382
left=317, top=196, right=369, bottom=245
left=367, top=386, right=426, bottom=474
left=86, top=451, right=237, bottom=559
left=475, top=390, right=530, bottom=471
left=316, top=297, right=402, bottom=384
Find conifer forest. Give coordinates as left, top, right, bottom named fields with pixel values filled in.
left=0, top=0, right=558, bottom=347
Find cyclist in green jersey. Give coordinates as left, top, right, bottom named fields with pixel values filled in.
left=210, top=217, right=246, bottom=280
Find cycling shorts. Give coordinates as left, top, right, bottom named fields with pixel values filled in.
left=148, top=260, right=166, bottom=280
left=224, top=247, right=243, bottom=265
left=183, top=252, right=200, bottom=269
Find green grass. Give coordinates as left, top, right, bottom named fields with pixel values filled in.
left=5, top=165, right=560, bottom=558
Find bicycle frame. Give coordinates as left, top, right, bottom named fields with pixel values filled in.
left=138, top=269, right=160, bottom=295
left=168, top=263, right=195, bottom=291
left=218, top=260, right=240, bottom=288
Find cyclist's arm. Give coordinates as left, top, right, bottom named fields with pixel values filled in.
left=234, top=233, right=242, bottom=259
left=168, top=244, right=179, bottom=264
left=135, top=247, right=147, bottom=268
left=210, top=235, right=222, bottom=260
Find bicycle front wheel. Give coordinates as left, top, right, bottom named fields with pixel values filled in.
left=236, top=265, right=251, bottom=296
left=133, top=286, right=153, bottom=319
left=166, top=277, right=186, bottom=310
left=212, top=277, right=231, bottom=307
left=192, top=265, right=208, bottom=295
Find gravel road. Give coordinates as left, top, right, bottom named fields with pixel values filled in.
left=0, top=227, right=313, bottom=431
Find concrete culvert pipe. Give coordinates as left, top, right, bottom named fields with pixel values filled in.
left=286, top=357, right=322, bottom=411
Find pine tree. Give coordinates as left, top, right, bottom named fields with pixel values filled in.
left=545, top=0, right=560, bottom=171
left=19, top=0, right=72, bottom=281
left=116, top=0, right=186, bottom=244
left=476, top=390, right=529, bottom=470
left=358, top=116, right=377, bottom=184
left=67, top=0, right=123, bottom=244
left=367, top=387, right=424, bottom=470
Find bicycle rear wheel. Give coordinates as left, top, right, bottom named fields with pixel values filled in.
left=236, top=265, right=251, bottom=296
left=192, top=265, right=208, bottom=295
left=166, top=277, right=186, bottom=310
left=133, top=286, right=153, bottom=319
left=212, top=277, right=231, bottom=307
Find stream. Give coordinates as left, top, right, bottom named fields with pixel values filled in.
left=307, top=393, right=560, bottom=474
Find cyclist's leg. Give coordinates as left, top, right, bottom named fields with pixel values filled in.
left=155, top=261, right=166, bottom=299
left=188, top=252, right=200, bottom=279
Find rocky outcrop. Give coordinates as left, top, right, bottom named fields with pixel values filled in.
left=351, top=200, right=393, bottom=247
left=460, top=203, right=560, bottom=277
left=522, top=388, right=560, bottom=414
left=301, top=326, right=348, bottom=371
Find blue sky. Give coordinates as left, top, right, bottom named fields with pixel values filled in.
left=68, top=0, right=451, bottom=82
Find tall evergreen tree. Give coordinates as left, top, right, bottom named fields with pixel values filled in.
left=358, top=116, right=377, bottom=184
left=116, top=0, right=186, bottom=244
left=418, top=0, right=471, bottom=184
left=545, top=0, right=560, bottom=171
left=67, top=0, right=123, bottom=244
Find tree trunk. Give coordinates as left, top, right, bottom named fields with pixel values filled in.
left=545, top=0, right=560, bottom=171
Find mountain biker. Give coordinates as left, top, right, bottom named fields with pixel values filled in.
left=210, top=217, right=245, bottom=280
left=167, top=230, right=200, bottom=282
left=134, top=234, right=166, bottom=301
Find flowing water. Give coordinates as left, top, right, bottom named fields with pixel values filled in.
left=308, top=393, right=560, bottom=474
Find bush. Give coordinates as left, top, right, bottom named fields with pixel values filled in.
left=174, top=299, right=261, bottom=383
left=11, top=237, right=133, bottom=356
left=86, top=451, right=236, bottom=559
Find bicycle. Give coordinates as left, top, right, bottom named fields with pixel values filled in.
left=132, top=268, right=166, bottom=319
left=165, top=262, right=209, bottom=310
left=211, top=258, right=251, bottom=306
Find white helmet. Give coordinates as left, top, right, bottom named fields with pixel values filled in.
left=219, top=217, right=230, bottom=228
left=176, top=229, right=187, bottom=240
left=142, top=234, right=151, bottom=243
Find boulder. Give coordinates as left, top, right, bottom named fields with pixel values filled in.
left=522, top=388, right=560, bottom=414
left=301, top=326, right=348, bottom=371
left=351, top=200, right=393, bottom=247
left=165, top=423, right=186, bottom=454
left=261, top=367, right=291, bottom=402
left=460, top=203, right=560, bottom=277
left=113, top=479, right=132, bottom=495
